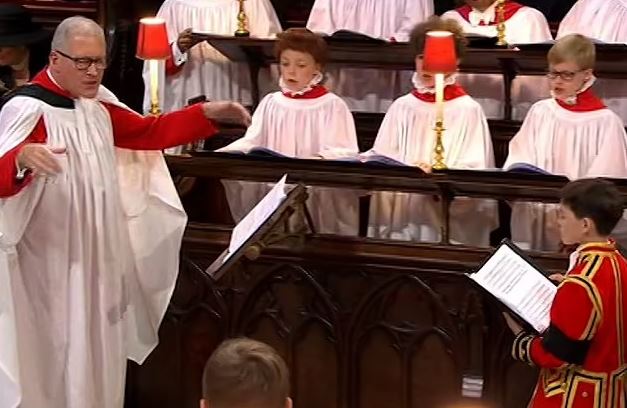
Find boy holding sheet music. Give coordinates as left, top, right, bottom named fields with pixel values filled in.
left=505, top=179, right=627, bottom=408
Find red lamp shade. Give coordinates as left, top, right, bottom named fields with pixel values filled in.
left=422, top=31, right=457, bottom=74
left=136, top=17, right=170, bottom=60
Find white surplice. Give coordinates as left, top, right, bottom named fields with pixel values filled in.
left=306, top=0, right=434, bottom=112
left=219, top=91, right=360, bottom=235
left=0, top=88, right=186, bottom=407
left=442, top=3, right=553, bottom=119
left=504, top=98, right=627, bottom=251
left=143, top=0, right=282, bottom=113
left=367, top=92, right=498, bottom=246
left=557, top=0, right=627, bottom=124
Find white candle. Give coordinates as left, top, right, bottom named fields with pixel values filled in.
left=149, top=59, right=159, bottom=112
left=435, top=73, right=444, bottom=122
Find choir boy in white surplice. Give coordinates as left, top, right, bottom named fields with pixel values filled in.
left=557, top=0, right=627, bottom=124
left=143, top=0, right=282, bottom=152
left=442, top=0, right=552, bottom=120
left=219, top=28, right=360, bottom=235
left=367, top=18, right=497, bottom=247
left=0, top=17, right=251, bottom=408
left=306, top=0, right=434, bottom=112
left=504, top=34, right=627, bottom=252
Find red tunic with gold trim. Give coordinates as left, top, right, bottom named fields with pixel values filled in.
left=512, top=241, right=627, bottom=407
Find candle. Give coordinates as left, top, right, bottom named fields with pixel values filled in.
left=149, top=59, right=159, bottom=113
left=435, top=73, right=444, bottom=122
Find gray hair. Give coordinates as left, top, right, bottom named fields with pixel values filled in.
left=51, top=16, right=104, bottom=52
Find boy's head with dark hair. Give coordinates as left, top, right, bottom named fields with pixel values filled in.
left=201, top=338, right=292, bottom=408
left=558, top=178, right=623, bottom=245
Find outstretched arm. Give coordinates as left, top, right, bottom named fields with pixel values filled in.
left=106, top=101, right=251, bottom=151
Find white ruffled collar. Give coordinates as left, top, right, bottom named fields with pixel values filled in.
left=468, top=2, right=498, bottom=26
left=279, top=72, right=324, bottom=97
left=411, top=71, right=458, bottom=94
left=551, top=76, right=596, bottom=105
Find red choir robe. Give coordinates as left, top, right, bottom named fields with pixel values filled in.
left=0, top=70, right=216, bottom=408
left=512, top=241, right=627, bottom=408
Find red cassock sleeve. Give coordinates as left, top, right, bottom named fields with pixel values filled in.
left=511, top=259, right=602, bottom=369
left=103, top=102, right=217, bottom=150
left=165, top=51, right=184, bottom=76
left=0, top=118, right=47, bottom=198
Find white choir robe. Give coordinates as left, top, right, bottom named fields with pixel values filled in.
left=366, top=89, right=498, bottom=246
left=142, top=0, right=282, bottom=115
left=503, top=93, right=627, bottom=252
left=306, top=0, right=434, bottom=112
left=442, top=2, right=553, bottom=120
left=219, top=89, right=361, bottom=235
left=0, top=71, right=216, bottom=408
left=557, top=0, right=627, bottom=124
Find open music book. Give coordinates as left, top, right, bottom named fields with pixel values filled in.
left=467, top=241, right=558, bottom=333
left=505, top=162, right=554, bottom=176
left=334, top=154, right=408, bottom=167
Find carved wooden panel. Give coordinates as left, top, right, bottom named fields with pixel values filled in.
left=124, top=232, right=564, bottom=408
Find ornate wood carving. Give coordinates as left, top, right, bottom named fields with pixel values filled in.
left=124, top=229, right=567, bottom=408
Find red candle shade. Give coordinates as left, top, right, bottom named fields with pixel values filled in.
left=422, top=31, right=457, bottom=74
left=136, top=17, right=170, bottom=60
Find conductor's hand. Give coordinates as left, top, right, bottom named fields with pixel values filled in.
left=17, top=144, right=66, bottom=175
left=502, top=312, right=524, bottom=336
left=177, top=28, right=203, bottom=53
left=202, top=101, right=252, bottom=126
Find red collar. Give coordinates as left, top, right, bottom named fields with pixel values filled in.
left=31, top=68, right=74, bottom=99
left=281, top=85, right=328, bottom=99
left=555, top=88, right=606, bottom=112
left=456, top=1, right=524, bottom=25
left=411, top=84, right=467, bottom=103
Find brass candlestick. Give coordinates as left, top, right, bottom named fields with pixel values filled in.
left=432, top=119, right=447, bottom=170
left=432, top=73, right=447, bottom=170
left=496, top=0, right=507, bottom=46
left=234, top=0, right=250, bottom=37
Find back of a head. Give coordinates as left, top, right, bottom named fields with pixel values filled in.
left=548, top=34, right=595, bottom=70
left=409, top=16, right=467, bottom=59
left=202, top=338, right=290, bottom=408
left=51, top=15, right=104, bottom=52
left=561, top=178, right=623, bottom=236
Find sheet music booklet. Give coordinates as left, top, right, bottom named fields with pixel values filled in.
left=467, top=240, right=558, bottom=333
left=222, top=174, right=288, bottom=264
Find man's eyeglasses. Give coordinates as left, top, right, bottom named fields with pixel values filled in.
left=546, top=69, right=584, bottom=81
left=55, top=49, right=107, bottom=71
